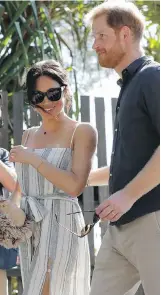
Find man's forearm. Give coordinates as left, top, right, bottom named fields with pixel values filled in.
left=123, top=146, right=160, bottom=201
left=88, top=166, right=109, bottom=186
left=0, top=160, right=17, bottom=192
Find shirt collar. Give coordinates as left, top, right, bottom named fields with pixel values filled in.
left=117, top=56, right=153, bottom=87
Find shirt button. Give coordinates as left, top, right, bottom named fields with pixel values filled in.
left=117, top=106, right=120, bottom=111
left=110, top=173, right=112, bottom=177
left=115, top=129, right=117, bottom=132
left=112, top=151, right=114, bottom=155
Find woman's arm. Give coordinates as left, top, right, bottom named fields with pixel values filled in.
left=0, top=159, right=17, bottom=192
left=0, top=148, right=25, bottom=226
left=10, top=180, right=22, bottom=206
left=0, top=181, right=26, bottom=227
left=10, top=124, right=97, bottom=197
left=32, top=124, right=97, bottom=196
left=0, top=148, right=17, bottom=192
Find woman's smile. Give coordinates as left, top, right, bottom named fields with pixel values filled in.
left=38, top=105, right=56, bottom=115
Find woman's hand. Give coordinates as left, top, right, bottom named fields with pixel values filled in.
left=9, top=145, right=33, bottom=164
left=0, top=199, right=26, bottom=227
left=0, top=200, right=9, bottom=211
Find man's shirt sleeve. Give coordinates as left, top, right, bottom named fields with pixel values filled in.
left=141, top=65, right=160, bottom=136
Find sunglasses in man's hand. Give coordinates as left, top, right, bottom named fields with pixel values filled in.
left=55, top=210, right=100, bottom=238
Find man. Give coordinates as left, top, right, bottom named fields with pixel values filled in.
left=86, top=2, right=160, bottom=295
left=0, top=148, right=17, bottom=295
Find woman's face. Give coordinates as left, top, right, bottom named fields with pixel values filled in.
left=33, top=75, right=64, bottom=119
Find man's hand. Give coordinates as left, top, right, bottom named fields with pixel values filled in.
left=95, top=146, right=160, bottom=223
left=96, top=190, right=135, bottom=222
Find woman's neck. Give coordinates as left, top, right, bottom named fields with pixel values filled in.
left=41, top=112, right=67, bottom=133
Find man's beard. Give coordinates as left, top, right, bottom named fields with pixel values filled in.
left=98, top=48, right=125, bottom=69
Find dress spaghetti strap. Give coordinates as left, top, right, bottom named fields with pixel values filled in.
left=23, top=130, right=30, bottom=146
left=22, top=126, right=37, bottom=146
left=70, top=123, right=80, bottom=149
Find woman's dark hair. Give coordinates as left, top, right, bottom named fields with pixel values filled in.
left=26, top=60, right=72, bottom=113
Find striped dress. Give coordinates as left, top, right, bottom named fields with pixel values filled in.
left=15, top=147, right=90, bottom=295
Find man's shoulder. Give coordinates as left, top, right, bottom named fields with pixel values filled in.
left=138, top=60, right=160, bottom=81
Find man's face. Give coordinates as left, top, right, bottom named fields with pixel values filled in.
left=92, top=14, right=125, bottom=69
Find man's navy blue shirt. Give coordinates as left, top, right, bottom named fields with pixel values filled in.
left=109, top=56, right=160, bottom=225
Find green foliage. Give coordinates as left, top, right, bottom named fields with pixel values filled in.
left=0, top=1, right=62, bottom=91
left=136, top=0, right=160, bottom=62
left=0, top=1, right=97, bottom=117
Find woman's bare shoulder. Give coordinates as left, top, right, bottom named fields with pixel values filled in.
left=74, top=122, right=97, bottom=143
left=21, top=126, right=39, bottom=145
left=77, top=122, right=97, bottom=133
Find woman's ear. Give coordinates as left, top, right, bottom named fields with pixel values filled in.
left=64, top=87, right=72, bottom=115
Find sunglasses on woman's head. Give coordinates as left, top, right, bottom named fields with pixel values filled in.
left=31, top=86, right=65, bottom=106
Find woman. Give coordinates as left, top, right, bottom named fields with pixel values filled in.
left=0, top=148, right=20, bottom=295
left=9, top=60, right=97, bottom=295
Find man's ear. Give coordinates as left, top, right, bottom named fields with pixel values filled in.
left=120, top=26, right=131, bottom=41
left=119, top=26, right=132, bottom=50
